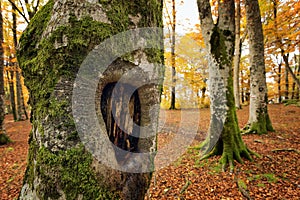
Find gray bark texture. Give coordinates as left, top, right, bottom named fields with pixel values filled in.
left=233, top=0, right=241, bottom=109
left=197, top=0, right=252, bottom=171
left=17, top=0, right=163, bottom=199
left=244, top=0, right=274, bottom=134
left=169, top=0, right=176, bottom=110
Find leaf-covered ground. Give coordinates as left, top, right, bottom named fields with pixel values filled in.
left=0, top=104, right=299, bottom=199
left=0, top=115, right=31, bottom=200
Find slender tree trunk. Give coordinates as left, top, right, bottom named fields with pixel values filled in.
left=200, top=87, right=206, bottom=104
left=278, top=62, right=282, bottom=103
left=7, top=70, right=17, bottom=121
left=295, top=58, right=300, bottom=99
left=12, top=2, right=28, bottom=120
left=17, top=0, right=163, bottom=199
left=15, top=69, right=23, bottom=120
left=169, top=0, right=176, bottom=110
left=21, top=80, right=29, bottom=119
left=241, top=70, right=245, bottom=103
left=0, top=1, right=10, bottom=145
left=12, top=4, right=23, bottom=120
left=233, top=0, right=241, bottom=109
left=291, top=65, right=297, bottom=99
left=283, top=53, right=300, bottom=91
left=284, top=57, right=289, bottom=100
left=0, top=0, right=6, bottom=136
left=197, top=0, right=252, bottom=171
left=244, top=0, right=274, bottom=134
left=272, top=1, right=300, bottom=96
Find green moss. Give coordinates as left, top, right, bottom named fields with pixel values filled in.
left=237, top=179, right=247, bottom=190
left=210, top=26, right=234, bottom=67
left=262, top=173, right=278, bottom=183
left=0, top=133, right=11, bottom=145
left=98, top=0, right=164, bottom=64
left=23, top=138, right=38, bottom=189
left=17, top=0, right=163, bottom=197
left=36, top=145, right=119, bottom=199
left=18, top=0, right=163, bottom=123
left=200, top=33, right=252, bottom=171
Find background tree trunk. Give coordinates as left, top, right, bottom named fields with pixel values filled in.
left=7, top=70, right=17, bottom=121
left=12, top=3, right=22, bottom=120
left=17, top=0, right=163, bottom=199
left=244, top=0, right=274, bottom=134
left=277, top=62, right=282, bottom=103
left=197, top=0, right=252, bottom=171
left=169, top=0, right=176, bottom=110
left=0, top=0, right=7, bottom=137
left=12, top=1, right=28, bottom=120
left=233, top=0, right=242, bottom=109
left=284, top=60, right=289, bottom=100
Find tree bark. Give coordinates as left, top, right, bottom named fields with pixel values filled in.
left=17, top=0, right=163, bottom=199
left=283, top=53, right=300, bottom=92
left=233, top=0, right=241, bottom=109
left=12, top=1, right=28, bottom=120
left=12, top=3, right=23, bottom=120
left=169, top=0, right=176, bottom=110
left=277, top=62, right=282, bottom=103
left=7, top=69, right=17, bottom=121
left=197, top=0, right=252, bottom=171
left=0, top=0, right=6, bottom=135
left=284, top=55, right=289, bottom=99
left=241, top=70, right=245, bottom=103
left=244, top=0, right=274, bottom=134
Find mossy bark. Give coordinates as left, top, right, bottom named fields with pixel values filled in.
left=197, top=0, right=253, bottom=171
left=243, top=0, right=274, bottom=134
left=17, top=0, right=163, bottom=199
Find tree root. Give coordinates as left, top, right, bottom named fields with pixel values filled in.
left=271, top=148, right=300, bottom=154
left=247, top=147, right=261, bottom=158
left=180, top=180, right=191, bottom=194
left=234, top=170, right=252, bottom=200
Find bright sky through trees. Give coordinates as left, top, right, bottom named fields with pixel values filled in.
left=164, top=0, right=199, bottom=34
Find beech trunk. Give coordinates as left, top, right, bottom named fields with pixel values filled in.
left=17, top=0, right=163, bottom=199
left=197, top=0, right=252, bottom=171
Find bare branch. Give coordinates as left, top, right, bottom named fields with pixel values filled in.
left=7, top=0, right=29, bottom=24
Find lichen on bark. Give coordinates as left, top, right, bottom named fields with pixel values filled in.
left=17, top=0, right=163, bottom=199
left=242, top=0, right=274, bottom=135
left=197, top=0, right=254, bottom=172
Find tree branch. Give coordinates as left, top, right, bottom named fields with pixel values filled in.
left=33, top=0, right=40, bottom=18
left=8, top=0, right=29, bottom=23
left=272, top=148, right=300, bottom=154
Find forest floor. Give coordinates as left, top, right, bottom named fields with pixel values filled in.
left=0, top=104, right=299, bottom=199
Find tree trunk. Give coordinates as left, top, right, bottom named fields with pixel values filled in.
left=291, top=64, right=297, bottom=99
left=283, top=53, right=300, bottom=92
left=197, top=0, right=252, bottom=171
left=16, top=69, right=23, bottom=120
left=284, top=57, right=289, bottom=99
left=295, top=60, right=300, bottom=99
left=233, top=0, right=241, bottom=109
left=169, top=0, right=176, bottom=110
left=244, top=0, right=274, bottom=134
left=20, top=78, right=29, bottom=119
left=17, top=0, right=163, bottom=199
left=241, top=70, right=245, bottom=103
left=0, top=0, right=7, bottom=137
left=7, top=70, right=17, bottom=121
left=12, top=3, right=24, bottom=120
left=272, top=1, right=300, bottom=97
left=278, top=62, right=282, bottom=103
